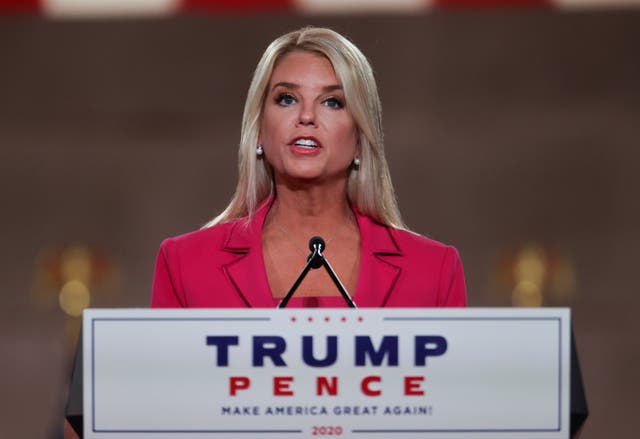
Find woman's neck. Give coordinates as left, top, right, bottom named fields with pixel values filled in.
left=262, top=180, right=361, bottom=300
left=268, top=179, right=354, bottom=238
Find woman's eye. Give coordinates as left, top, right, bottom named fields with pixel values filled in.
left=276, top=93, right=296, bottom=106
left=323, top=97, right=344, bottom=109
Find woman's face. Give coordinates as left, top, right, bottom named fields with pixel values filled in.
left=260, top=51, right=358, bottom=186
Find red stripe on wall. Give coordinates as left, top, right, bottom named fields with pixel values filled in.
left=0, top=0, right=40, bottom=13
left=182, top=0, right=292, bottom=13
left=435, top=0, right=550, bottom=7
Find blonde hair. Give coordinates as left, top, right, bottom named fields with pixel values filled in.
left=205, top=27, right=405, bottom=229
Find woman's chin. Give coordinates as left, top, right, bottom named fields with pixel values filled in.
left=278, top=171, right=344, bottom=187
left=277, top=165, right=324, bottom=181
left=283, top=173, right=324, bottom=185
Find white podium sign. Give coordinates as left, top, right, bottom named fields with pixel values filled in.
left=83, top=308, right=570, bottom=438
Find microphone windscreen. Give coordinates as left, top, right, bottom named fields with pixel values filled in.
left=309, top=236, right=326, bottom=252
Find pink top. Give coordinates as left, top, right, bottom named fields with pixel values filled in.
left=151, top=201, right=466, bottom=308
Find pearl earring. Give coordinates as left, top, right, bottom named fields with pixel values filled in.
left=256, top=144, right=264, bottom=156
left=353, top=157, right=361, bottom=168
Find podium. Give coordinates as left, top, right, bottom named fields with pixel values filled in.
left=66, top=308, right=588, bottom=438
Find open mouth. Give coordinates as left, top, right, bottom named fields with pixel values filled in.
left=291, top=137, right=322, bottom=150
left=294, top=139, right=318, bottom=148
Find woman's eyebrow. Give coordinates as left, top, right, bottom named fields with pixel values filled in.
left=271, top=81, right=298, bottom=91
left=322, top=84, right=343, bottom=92
left=270, top=82, right=343, bottom=93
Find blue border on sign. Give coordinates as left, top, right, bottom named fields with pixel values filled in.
left=90, top=317, right=303, bottom=435
left=89, top=315, right=564, bottom=436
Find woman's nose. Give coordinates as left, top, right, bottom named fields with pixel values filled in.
left=297, top=103, right=316, bottom=126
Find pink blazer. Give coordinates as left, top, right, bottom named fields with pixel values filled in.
left=151, top=202, right=466, bottom=308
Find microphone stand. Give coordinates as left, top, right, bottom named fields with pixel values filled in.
left=277, top=236, right=357, bottom=308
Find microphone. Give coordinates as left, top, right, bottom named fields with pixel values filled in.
left=307, top=236, right=325, bottom=269
left=277, top=236, right=357, bottom=308
left=309, top=236, right=325, bottom=253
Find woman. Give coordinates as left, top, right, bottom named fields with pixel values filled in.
left=151, top=27, right=466, bottom=308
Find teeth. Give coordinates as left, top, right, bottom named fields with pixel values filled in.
left=294, top=139, right=317, bottom=147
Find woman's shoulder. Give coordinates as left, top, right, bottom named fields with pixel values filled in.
left=391, top=227, right=448, bottom=246
left=362, top=219, right=466, bottom=307
left=390, top=227, right=456, bottom=253
left=357, top=212, right=461, bottom=267
left=158, top=218, right=244, bottom=255
left=158, top=201, right=270, bottom=257
left=356, top=211, right=458, bottom=255
left=389, top=228, right=462, bottom=271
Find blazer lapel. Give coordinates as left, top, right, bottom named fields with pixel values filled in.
left=219, top=201, right=403, bottom=308
left=354, top=213, right=403, bottom=307
left=221, top=201, right=275, bottom=308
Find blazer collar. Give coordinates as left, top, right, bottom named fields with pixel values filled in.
left=221, top=199, right=404, bottom=308
left=221, top=199, right=275, bottom=307
left=352, top=212, right=403, bottom=307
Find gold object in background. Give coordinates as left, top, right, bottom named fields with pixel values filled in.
left=59, top=279, right=91, bottom=317
left=31, top=244, right=119, bottom=317
left=496, top=243, right=577, bottom=307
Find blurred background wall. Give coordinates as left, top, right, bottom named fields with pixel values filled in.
left=1, top=2, right=639, bottom=437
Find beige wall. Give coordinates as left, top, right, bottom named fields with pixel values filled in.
left=1, top=11, right=639, bottom=437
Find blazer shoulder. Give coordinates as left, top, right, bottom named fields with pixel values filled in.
left=390, top=227, right=455, bottom=256
left=159, top=220, right=238, bottom=256
left=152, top=220, right=244, bottom=308
left=390, top=228, right=466, bottom=307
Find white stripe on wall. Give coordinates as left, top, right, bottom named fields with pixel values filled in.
left=43, top=0, right=180, bottom=18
